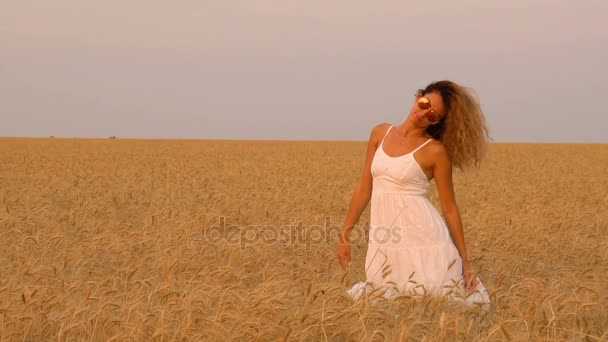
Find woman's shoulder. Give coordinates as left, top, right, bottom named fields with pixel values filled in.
left=372, top=122, right=391, bottom=133
left=425, top=138, right=451, bottom=162
left=372, top=122, right=391, bottom=136
left=366, top=123, right=392, bottom=142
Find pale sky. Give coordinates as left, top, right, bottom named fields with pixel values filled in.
left=1, top=0, right=607, bottom=142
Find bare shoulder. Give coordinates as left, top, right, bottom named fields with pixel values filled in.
left=368, top=123, right=391, bottom=143
left=426, top=139, right=451, bottom=164
left=368, top=123, right=390, bottom=146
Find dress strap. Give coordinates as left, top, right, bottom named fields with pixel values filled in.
left=411, top=138, right=433, bottom=154
left=381, top=125, right=392, bottom=143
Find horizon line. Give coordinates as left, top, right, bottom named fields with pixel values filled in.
left=0, top=136, right=606, bottom=145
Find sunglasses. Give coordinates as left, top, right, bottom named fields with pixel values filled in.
left=415, top=89, right=441, bottom=125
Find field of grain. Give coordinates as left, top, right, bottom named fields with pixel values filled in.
left=0, top=138, right=606, bottom=341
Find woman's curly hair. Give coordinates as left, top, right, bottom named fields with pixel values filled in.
left=422, top=80, right=491, bottom=169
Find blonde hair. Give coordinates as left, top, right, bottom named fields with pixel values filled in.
left=423, top=80, right=491, bottom=169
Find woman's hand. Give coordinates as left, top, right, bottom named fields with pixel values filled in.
left=462, top=261, right=478, bottom=293
left=337, top=242, right=352, bottom=270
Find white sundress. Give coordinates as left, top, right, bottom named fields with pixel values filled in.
left=347, top=125, right=491, bottom=310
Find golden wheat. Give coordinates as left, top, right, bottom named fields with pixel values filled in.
left=0, top=138, right=606, bottom=341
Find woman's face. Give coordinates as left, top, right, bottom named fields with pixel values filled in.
left=411, top=90, right=447, bottom=126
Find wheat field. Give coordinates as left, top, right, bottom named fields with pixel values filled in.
left=0, top=138, right=606, bottom=341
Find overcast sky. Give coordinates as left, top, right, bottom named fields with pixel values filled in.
left=1, top=0, right=607, bottom=142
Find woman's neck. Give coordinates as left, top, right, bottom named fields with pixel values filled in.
left=395, top=119, right=430, bottom=139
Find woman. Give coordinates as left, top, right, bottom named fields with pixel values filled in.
left=336, top=80, right=491, bottom=308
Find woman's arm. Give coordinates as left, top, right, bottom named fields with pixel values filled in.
left=432, top=145, right=468, bottom=261
left=432, top=144, right=478, bottom=290
left=339, top=123, right=385, bottom=243
left=337, top=123, right=386, bottom=269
